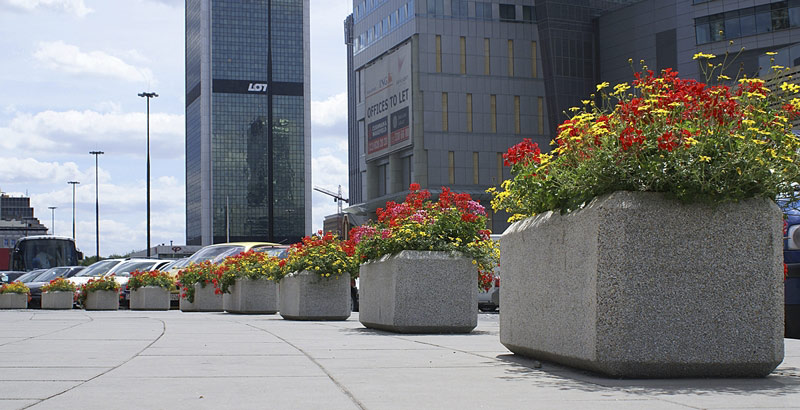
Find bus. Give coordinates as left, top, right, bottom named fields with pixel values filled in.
left=10, top=236, right=82, bottom=272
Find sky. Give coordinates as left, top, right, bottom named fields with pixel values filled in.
left=0, top=0, right=352, bottom=257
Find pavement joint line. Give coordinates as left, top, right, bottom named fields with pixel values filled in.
left=0, top=313, right=92, bottom=348
left=20, top=317, right=167, bottom=410
left=243, top=322, right=368, bottom=410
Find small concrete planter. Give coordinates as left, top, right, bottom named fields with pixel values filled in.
left=359, top=251, right=477, bottom=333
left=279, top=271, right=350, bottom=320
left=130, top=286, right=170, bottom=311
left=180, top=283, right=223, bottom=312
left=84, top=290, right=119, bottom=311
left=0, top=293, right=28, bottom=309
left=500, top=191, right=785, bottom=378
left=224, top=278, right=278, bottom=314
left=41, top=291, right=74, bottom=310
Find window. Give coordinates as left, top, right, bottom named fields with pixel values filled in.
left=466, top=93, right=473, bottom=132
left=724, top=10, right=741, bottom=38
left=453, top=0, right=468, bottom=17
left=508, top=40, right=514, bottom=76
left=448, top=151, right=455, bottom=184
left=473, top=152, right=479, bottom=184
left=378, top=164, right=388, bottom=196
left=435, top=35, right=442, bottom=72
left=484, top=38, right=490, bottom=75
left=499, top=4, right=515, bottom=20
left=475, top=2, right=492, bottom=19
left=531, top=41, right=538, bottom=77
left=791, top=0, right=800, bottom=27
left=514, top=96, right=520, bottom=134
left=537, top=97, right=544, bottom=134
left=401, top=156, right=412, bottom=188
left=496, top=153, right=504, bottom=184
left=773, top=2, right=789, bottom=30
left=383, top=16, right=389, bottom=35
left=460, top=36, right=466, bottom=74
left=523, top=5, right=534, bottom=22
left=755, top=4, right=772, bottom=33
left=490, top=95, right=497, bottom=133
left=442, top=92, right=448, bottom=131
left=427, top=0, right=443, bottom=15
left=357, top=70, right=362, bottom=103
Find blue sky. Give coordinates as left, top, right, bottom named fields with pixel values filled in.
left=0, top=0, right=351, bottom=256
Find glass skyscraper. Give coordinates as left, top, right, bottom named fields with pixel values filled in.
left=185, top=0, right=311, bottom=246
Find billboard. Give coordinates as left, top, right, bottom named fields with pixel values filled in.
left=365, top=41, right=412, bottom=160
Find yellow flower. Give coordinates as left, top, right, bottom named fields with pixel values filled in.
left=780, top=82, right=800, bottom=94
left=685, top=137, right=698, bottom=146
left=596, top=82, right=609, bottom=92
left=698, top=155, right=711, bottom=162
left=766, top=51, right=778, bottom=56
left=692, top=52, right=716, bottom=60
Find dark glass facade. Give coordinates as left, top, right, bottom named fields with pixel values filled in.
left=186, top=0, right=308, bottom=245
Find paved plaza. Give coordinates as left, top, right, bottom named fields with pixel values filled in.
left=0, top=310, right=799, bottom=409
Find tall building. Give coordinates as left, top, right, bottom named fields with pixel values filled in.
left=185, top=0, right=311, bottom=246
left=0, top=193, right=47, bottom=249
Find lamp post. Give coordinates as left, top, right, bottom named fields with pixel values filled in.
left=138, top=92, right=158, bottom=258
left=48, top=206, right=57, bottom=235
left=68, top=181, right=79, bottom=240
left=89, top=150, right=104, bottom=258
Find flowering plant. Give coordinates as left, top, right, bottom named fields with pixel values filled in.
left=128, top=270, right=176, bottom=291
left=0, top=281, right=30, bottom=294
left=41, top=277, right=76, bottom=293
left=491, top=63, right=800, bottom=220
left=176, top=261, right=219, bottom=302
left=284, top=231, right=359, bottom=279
left=77, top=276, right=120, bottom=305
left=354, top=183, right=499, bottom=289
left=215, top=251, right=282, bottom=294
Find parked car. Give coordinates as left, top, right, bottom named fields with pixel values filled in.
left=158, top=258, right=190, bottom=306
left=107, top=259, right=170, bottom=307
left=27, top=266, right=85, bottom=307
left=67, top=259, right=126, bottom=289
left=478, top=235, right=501, bottom=312
left=0, top=271, right=28, bottom=283
left=17, top=269, right=48, bottom=284
left=782, top=196, right=800, bottom=338
left=184, top=242, right=285, bottom=265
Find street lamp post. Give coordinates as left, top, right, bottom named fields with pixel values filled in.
left=68, top=181, right=79, bottom=240
left=138, top=92, right=158, bottom=258
left=89, top=150, right=104, bottom=258
left=48, top=206, right=57, bottom=235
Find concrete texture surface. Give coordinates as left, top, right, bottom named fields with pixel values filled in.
left=83, top=290, right=118, bottom=311
left=359, top=251, right=477, bottom=333
left=279, top=271, right=350, bottom=321
left=223, top=278, right=278, bottom=314
left=40, top=292, right=72, bottom=310
left=500, top=191, right=784, bottom=378
left=0, top=310, right=798, bottom=410
left=130, top=286, right=170, bottom=311
left=0, top=293, right=27, bottom=309
left=179, top=283, right=222, bottom=312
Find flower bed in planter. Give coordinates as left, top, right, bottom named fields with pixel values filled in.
left=41, top=278, right=76, bottom=310
left=359, top=251, right=477, bottom=333
left=216, top=251, right=280, bottom=314
left=0, top=281, right=29, bottom=309
left=279, top=271, right=350, bottom=320
left=179, top=283, right=222, bottom=312
left=79, top=276, right=120, bottom=311
left=501, top=191, right=784, bottom=378
left=129, top=270, right=173, bottom=311
left=177, top=262, right=223, bottom=312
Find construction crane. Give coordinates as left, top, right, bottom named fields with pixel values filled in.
left=314, top=185, right=349, bottom=214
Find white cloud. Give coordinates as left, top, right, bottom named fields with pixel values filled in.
left=0, top=158, right=95, bottom=184
left=311, top=92, right=348, bottom=127
left=311, top=153, right=349, bottom=232
left=1, top=0, right=92, bottom=17
left=33, top=41, right=154, bottom=83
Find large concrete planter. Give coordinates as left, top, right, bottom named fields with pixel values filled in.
left=130, top=286, right=170, bottom=311
left=84, top=290, right=119, bottom=311
left=42, top=291, right=74, bottom=310
left=179, top=283, right=223, bottom=312
left=223, top=278, right=278, bottom=314
left=359, top=251, right=477, bottom=333
left=279, top=271, right=350, bottom=320
left=500, top=191, right=784, bottom=378
left=0, top=293, right=28, bottom=309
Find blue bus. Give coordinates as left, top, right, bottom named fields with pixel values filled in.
left=10, top=236, right=81, bottom=272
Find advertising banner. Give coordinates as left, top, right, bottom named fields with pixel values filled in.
left=365, top=41, right=412, bottom=160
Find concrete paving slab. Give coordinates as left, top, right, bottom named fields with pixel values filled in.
left=0, top=367, right=110, bottom=381
left=0, top=381, right=81, bottom=400
left=0, top=400, right=39, bottom=410
left=104, top=355, right=326, bottom=378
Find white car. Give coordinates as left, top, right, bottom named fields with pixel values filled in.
left=67, top=259, right=126, bottom=288
left=106, top=259, right=170, bottom=306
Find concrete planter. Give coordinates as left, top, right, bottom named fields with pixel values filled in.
left=84, top=290, right=119, bottom=311
left=359, top=251, right=477, bottom=333
left=279, top=271, right=350, bottom=320
left=130, top=286, right=170, bottom=311
left=41, top=291, right=74, bottom=310
left=500, top=191, right=784, bottom=378
left=180, top=283, right=223, bottom=312
left=0, top=293, right=28, bottom=309
left=223, top=278, right=278, bottom=314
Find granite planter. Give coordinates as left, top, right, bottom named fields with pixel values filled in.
left=223, top=278, right=278, bottom=314
left=130, top=286, right=170, bottom=311
left=84, top=290, right=119, bottom=311
left=500, top=191, right=784, bottom=378
left=359, top=250, right=477, bottom=333
left=41, top=291, right=74, bottom=310
left=179, top=283, right=223, bottom=312
left=279, top=271, right=350, bottom=320
left=0, top=293, right=28, bottom=309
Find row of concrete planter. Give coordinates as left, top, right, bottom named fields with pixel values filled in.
left=0, top=288, right=171, bottom=311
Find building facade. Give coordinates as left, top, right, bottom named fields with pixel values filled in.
left=0, top=194, right=47, bottom=250
left=185, top=0, right=311, bottom=246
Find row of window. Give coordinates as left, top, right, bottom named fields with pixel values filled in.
left=439, top=93, right=544, bottom=135
left=446, top=151, right=505, bottom=185
left=354, top=1, right=414, bottom=54
left=436, top=1, right=533, bottom=22
left=434, top=36, right=539, bottom=77
left=695, top=0, right=800, bottom=44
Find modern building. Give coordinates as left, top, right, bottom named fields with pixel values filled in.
left=0, top=193, right=47, bottom=250
left=342, top=0, right=800, bottom=233
left=185, top=0, right=311, bottom=246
